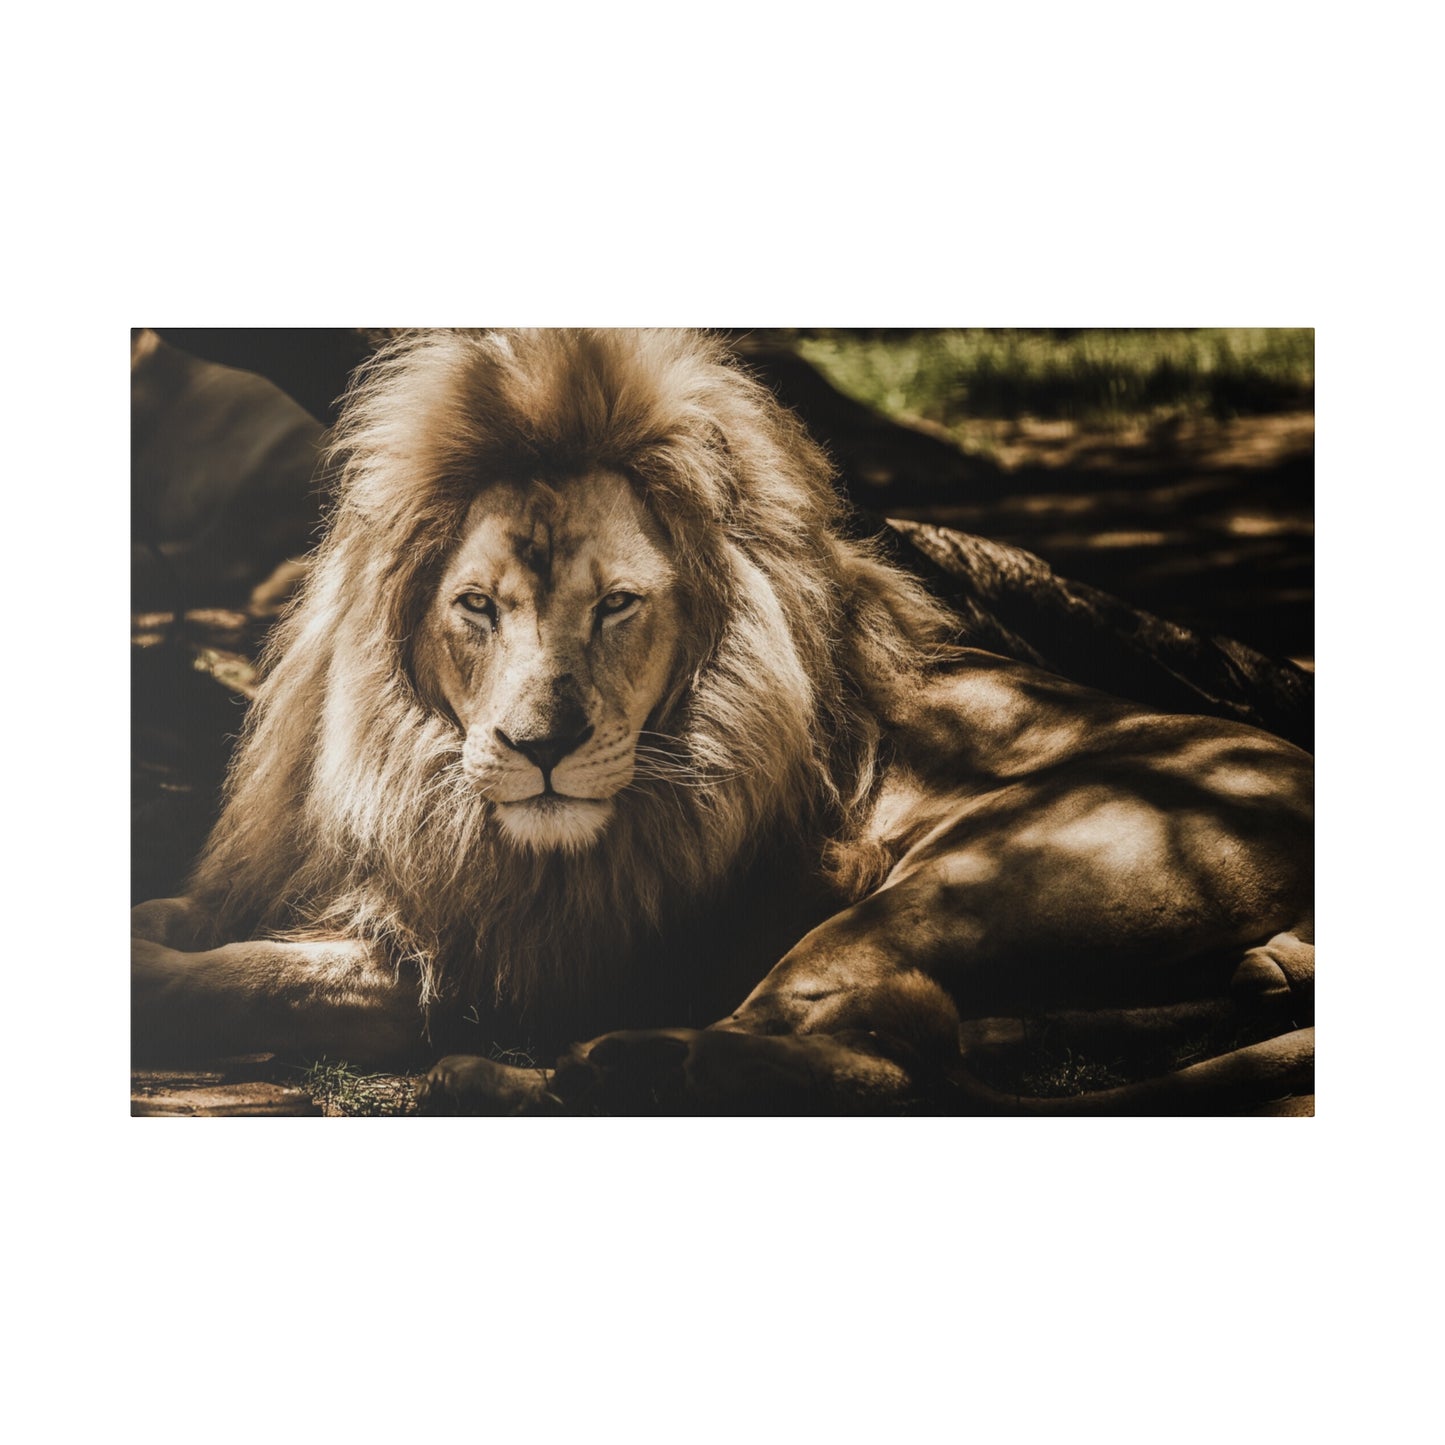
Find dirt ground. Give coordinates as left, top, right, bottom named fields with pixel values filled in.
left=132, top=1057, right=424, bottom=1117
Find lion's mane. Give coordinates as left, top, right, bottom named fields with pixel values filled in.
left=190, top=329, right=956, bottom=1031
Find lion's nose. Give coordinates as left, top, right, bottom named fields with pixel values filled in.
left=494, top=723, right=595, bottom=777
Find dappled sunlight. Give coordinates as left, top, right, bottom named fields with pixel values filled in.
left=1199, top=760, right=1291, bottom=798
left=931, top=850, right=1002, bottom=888
left=1013, top=793, right=1170, bottom=870
left=868, top=662, right=1312, bottom=1022
left=1077, top=529, right=1174, bottom=548
left=916, top=659, right=1114, bottom=778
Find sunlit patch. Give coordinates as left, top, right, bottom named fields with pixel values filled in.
left=495, top=796, right=614, bottom=852
left=1018, top=796, right=1168, bottom=870
left=1226, top=513, right=1310, bottom=538
left=934, top=850, right=1001, bottom=887
left=867, top=773, right=932, bottom=840
left=1204, top=764, right=1280, bottom=798
left=1080, top=529, right=1174, bottom=548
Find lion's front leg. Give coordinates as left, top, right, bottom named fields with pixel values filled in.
left=420, top=886, right=972, bottom=1116
left=564, top=1028, right=920, bottom=1113
left=420, top=1025, right=919, bottom=1116
left=132, top=899, right=427, bottom=1065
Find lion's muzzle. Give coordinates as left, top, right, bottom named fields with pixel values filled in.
left=493, top=720, right=596, bottom=780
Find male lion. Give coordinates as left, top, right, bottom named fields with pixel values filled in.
left=131, top=329, right=1314, bottom=1113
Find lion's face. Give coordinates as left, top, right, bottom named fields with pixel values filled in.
left=419, top=470, right=683, bottom=853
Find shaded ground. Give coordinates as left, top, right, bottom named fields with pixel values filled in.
left=887, top=413, right=1314, bottom=666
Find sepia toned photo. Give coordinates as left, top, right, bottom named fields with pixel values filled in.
left=130, top=328, right=1314, bottom=1116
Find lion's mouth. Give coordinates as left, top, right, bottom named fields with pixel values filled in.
left=494, top=794, right=615, bottom=852
left=504, top=786, right=603, bottom=807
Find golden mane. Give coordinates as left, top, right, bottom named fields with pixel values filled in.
left=190, top=329, right=956, bottom=1035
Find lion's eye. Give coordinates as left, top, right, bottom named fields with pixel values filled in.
left=456, top=592, right=497, bottom=628
left=597, top=591, right=642, bottom=623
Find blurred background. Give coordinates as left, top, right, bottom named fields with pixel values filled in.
left=747, top=328, right=1313, bottom=666
left=131, top=327, right=1314, bottom=901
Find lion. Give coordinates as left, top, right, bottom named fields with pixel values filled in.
left=131, top=328, right=1314, bottom=1114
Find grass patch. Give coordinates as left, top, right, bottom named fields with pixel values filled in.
left=298, top=1058, right=422, bottom=1117
left=791, top=328, right=1314, bottom=435
left=298, top=1038, right=542, bottom=1117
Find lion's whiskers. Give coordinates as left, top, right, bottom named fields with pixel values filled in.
left=630, top=746, right=747, bottom=789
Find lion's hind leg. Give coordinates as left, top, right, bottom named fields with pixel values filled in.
left=1229, top=926, right=1314, bottom=1010
left=949, top=925, right=1315, bottom=1114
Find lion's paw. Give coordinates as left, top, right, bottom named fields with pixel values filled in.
left=548, top=1029, right=701, bottom=1113
left=419, top=1054, right=559, bottom=1116
left=549, top=1027, right=891, bottom=1115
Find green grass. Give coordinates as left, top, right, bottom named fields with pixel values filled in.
left=791, top=328, right=1314, bottom=434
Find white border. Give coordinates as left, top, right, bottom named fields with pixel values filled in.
left=9, top=3, right=1436, bottom=1438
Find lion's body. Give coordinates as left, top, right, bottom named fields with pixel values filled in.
left=132, top=329, right=1314, bottom=1112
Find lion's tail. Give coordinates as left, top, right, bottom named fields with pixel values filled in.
left=950, top=1026, right=1315, bottom=1116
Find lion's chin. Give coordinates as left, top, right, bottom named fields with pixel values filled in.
left=494, top=796, right=615, bottom=853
